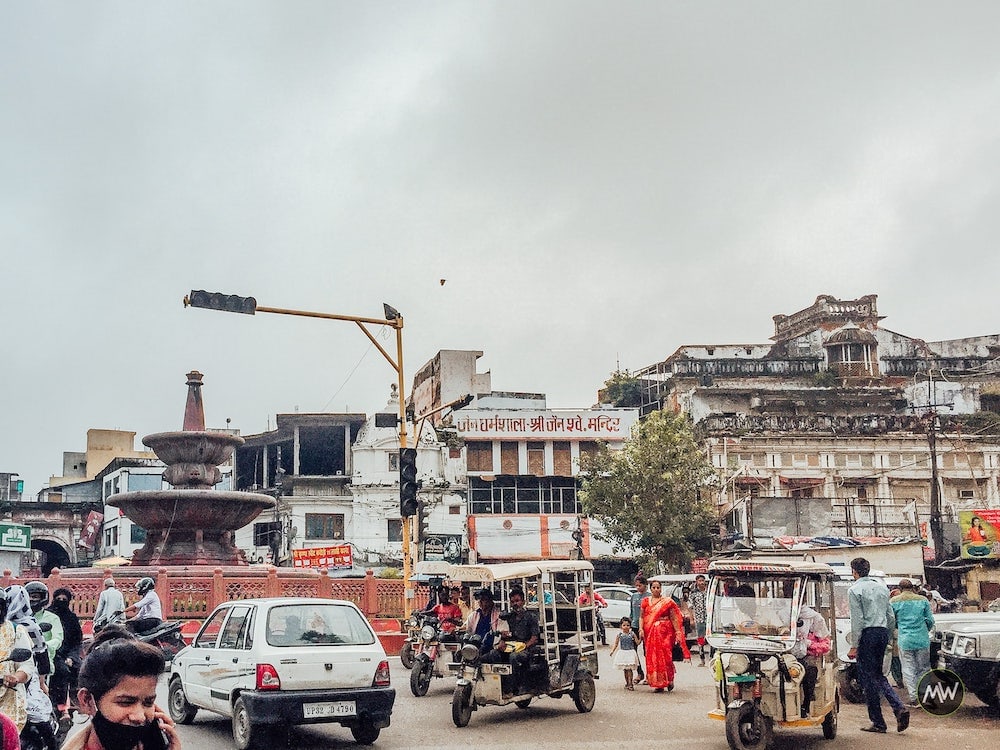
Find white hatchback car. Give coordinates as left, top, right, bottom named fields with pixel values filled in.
left=167, top=597, right=395, bottom=748
left=594, top=584, right=636, bottom=629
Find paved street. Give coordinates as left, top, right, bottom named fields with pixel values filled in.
left=142, top=639, right=998, bottom=750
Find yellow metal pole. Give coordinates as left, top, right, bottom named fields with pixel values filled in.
left=393, top=320, right=415, bottom=619
left=188, top=296, right=413, bottom=617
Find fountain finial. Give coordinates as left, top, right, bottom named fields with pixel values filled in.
left=183, top=371, right=206, bottom=431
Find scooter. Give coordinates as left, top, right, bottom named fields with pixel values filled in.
left=92, top=610, right=186, bottom=661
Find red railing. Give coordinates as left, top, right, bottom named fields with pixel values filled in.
left=3, top=567, right=426, bottom=628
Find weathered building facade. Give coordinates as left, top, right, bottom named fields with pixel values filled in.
left=633, top=294, right=1000, bottom=577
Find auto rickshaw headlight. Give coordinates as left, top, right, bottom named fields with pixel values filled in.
left=781, top=654, right=804, bottom=680
left=420, top=624, right=437, bottom=640
left=727, top=653, right=750, bottom=675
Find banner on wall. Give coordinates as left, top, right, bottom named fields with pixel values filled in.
left=959, top=510, right=1000, bottom=559
left=292, top=544, right=353, bottom=569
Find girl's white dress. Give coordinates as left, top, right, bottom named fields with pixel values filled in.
left=613, top=631, right=639, bottom=669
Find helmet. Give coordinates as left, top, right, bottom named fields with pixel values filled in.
left=136, top=577, right=155, bottom=595
left=25, top=581, right=49, bottom=613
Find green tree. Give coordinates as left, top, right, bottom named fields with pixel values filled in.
left=600, top=369, right=642, bottom=407
left=580, top=410, right=715, bottom=570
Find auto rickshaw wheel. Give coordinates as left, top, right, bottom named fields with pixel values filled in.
left=821, top=704, right=837, bottom=739
left=515, top=698, right=532, bottom=709
left=452, top=684, right=473, bottom=727
left=400, top=642, right=415, bottom=670
left=724, top=702, right=772, bottom=750
left=572, top=674, right=596, bottom=713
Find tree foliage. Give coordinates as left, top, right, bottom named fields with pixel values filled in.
left=599, top=369, right=643, bottom=408
left=580, top=410, right=715, bottom=571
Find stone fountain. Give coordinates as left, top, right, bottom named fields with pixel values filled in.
left=108, top=371, right=274, bottom=566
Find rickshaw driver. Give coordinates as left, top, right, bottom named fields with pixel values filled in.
left=483, top=585, right=540, bottom=695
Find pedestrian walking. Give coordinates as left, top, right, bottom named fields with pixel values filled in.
left=848, top=557, right=909, bottom=733
left=629, top=575, right=650, bottom=683
left=640, top=579, right=689, bottom=693
left=891, top=578, right=934, bottom=707
left=609, top=617, right=639, bottom=690
left=689, top=574, right=709, bottom=666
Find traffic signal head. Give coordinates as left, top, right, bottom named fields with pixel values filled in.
left=399, top=448, right=418, bottom=517
left=184, top=290, right=257, bottom=315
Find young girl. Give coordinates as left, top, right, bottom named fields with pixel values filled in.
left=62, top=629, right=181, bottom=750
left=609, top=617, right=639, bottom=690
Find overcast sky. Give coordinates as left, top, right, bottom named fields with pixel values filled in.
left=4, top=1, right=1000, bottom=497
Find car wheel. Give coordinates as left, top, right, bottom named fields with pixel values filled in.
left=821, top=701, right=838, bottom=739
left=452, top=683, right=473, bottom=727
left=232, top=696, right=272, bottom=750
left=572, top=674, right=596, bottom=713
left=167, top=678, right=198, bottom=725
left=350, top=720, right=380, bottom=745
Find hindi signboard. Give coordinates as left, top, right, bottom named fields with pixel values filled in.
left=292, top=544, right=353, bottom=570
left=0, top=523, right=31, bottom=552
left=454, top=409, right=637, bottom=440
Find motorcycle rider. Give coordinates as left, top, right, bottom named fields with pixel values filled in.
left=123, top=578, right=162, bottom=635
left=93, top=578, right=126, bottom=630
left=25, top=582, right=64, bottom=678
left=5, top=585, right=53, bottom=689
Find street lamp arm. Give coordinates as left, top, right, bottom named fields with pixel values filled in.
left=254, top=304, right=400, bottom=330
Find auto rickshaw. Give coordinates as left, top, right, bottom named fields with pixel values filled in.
left=447, top=560, right=599, bottom=727
left=706, top=559, right=839, bottom=750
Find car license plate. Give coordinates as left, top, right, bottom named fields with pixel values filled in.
left=303, top=701, right=356, bottom=718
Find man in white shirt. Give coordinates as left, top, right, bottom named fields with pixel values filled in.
left=93, top=578, right=126, bottom=627
left=124, top=577, right=163, bottom=634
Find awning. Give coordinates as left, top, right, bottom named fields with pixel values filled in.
left=779, top=476, right=824, bottom=487
left=90, top=555, right=130, bottom=568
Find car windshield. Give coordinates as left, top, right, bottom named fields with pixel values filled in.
left=266, top=603, right=376, bottom=647
left=710, top=575, right=799, bottom=637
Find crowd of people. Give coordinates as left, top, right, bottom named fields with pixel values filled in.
left=0, top=578, right=178, bottom=750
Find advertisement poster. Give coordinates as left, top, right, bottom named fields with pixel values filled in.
left=959, top=510, right=1000, bottom=559
left=422, top=534, right=463, bottom=564
left=292, top=544, right=353, bottom=570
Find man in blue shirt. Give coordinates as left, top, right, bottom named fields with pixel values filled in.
left=891, top=579, right=935, bottom=706
left=847, top=557, right=908, bottom=733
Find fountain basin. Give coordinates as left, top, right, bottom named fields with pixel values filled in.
left=109, top=490, right=274, bottom=530
left=142, top=431, right=244, bottom=467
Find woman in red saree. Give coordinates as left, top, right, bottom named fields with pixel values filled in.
left=640, top=580, right=690, bottom=692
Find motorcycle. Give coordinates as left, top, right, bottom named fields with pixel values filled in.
left=706, top=560, right=840, bottom=750
left=409, top=616, right=463, bottom=697
left=399, top=612, right=426, bottom=670
left=92, top=610, right=186, bottom=661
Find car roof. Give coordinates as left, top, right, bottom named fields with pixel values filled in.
left=448, top=560, right=594, bottom=582
left=213, top=597, right=362, bottom=608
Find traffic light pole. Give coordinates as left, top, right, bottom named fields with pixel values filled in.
left=184, top=292, right=416, bottom=616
